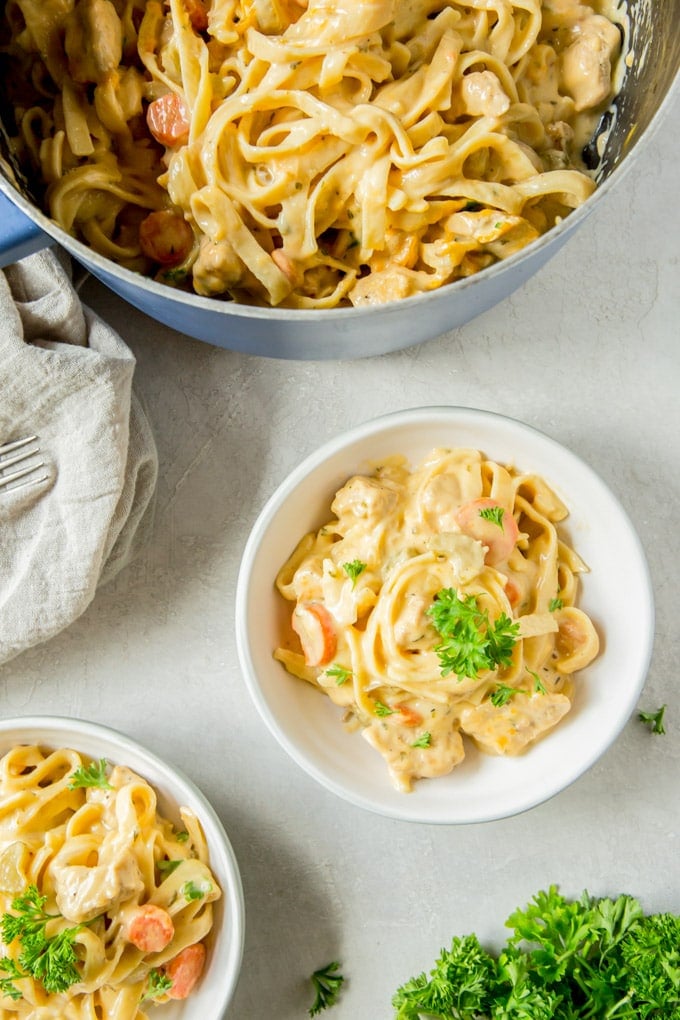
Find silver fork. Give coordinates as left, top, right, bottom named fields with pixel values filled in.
left=0, top=435, right=49, bottom=492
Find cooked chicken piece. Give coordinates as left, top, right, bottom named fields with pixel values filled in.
left=458, top=71, right=511, bottom=118
left=52, top=851, right=144, bottom=924
left=192, top=238, right=246, bottom=296
left=459, top=692, right=570, bottom=756
left=349, top=267, right=419, bottom=306
left=560, top=15, right=620, bottom=111
left=331, top=476, right=399, bottom=522
left=363, top=709, right=465, bottom=792
left=64, top=0, right=123, bottom=84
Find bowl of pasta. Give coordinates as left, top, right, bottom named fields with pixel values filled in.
left=0, top=0, right=678, bottom=359
left=0, top=716, right=245, bottom=1018
left=236, top=406, right=654, bottom=823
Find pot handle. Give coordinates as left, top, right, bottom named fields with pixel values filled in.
left=0, top=189, right=50, bottom=268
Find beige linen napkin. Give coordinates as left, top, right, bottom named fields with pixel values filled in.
left=0, top=249, right=158, bottom=666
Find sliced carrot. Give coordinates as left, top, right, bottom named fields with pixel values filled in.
left=456, top=497, right=520, bottom=566
left=503, top=577, right=522, bottom=608
left=139, top=210, right=194, bottom=266
left=292, top=602, right=337, bottom=666
left=127, top=904, right=174, bottom=953
left=146, top=92, right=190, bottom=148
left=394, top=703, right=423, bottom=727
left=166, top=942, right=207, bottom=1000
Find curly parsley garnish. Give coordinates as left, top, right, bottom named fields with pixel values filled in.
left=324, top=664, right=352, bottom=685
left=342, top=560, right=366, bottom=587
left=309, top=961, right=345, bottom=1016
left=0, top=886, right=81, bottom=996
left=374, top=701, right=395, bottom=717
left=182, top=880, right=211, bottom=902
left=158, top=859, right=182, bottom=877
left=392, top=885, right=680, bottom=1019
left=426, top=588, right=519, bottom=679
left=549, top=596, right=564, bottom=611
left=489, top=683, right=524, bottom=708
left=143, top=967, right=173, bottom=1000
left=68, top=758, right=112, bottom=790
left=411, top=732, right=432, bottom=749
left=638, top=704, right=666, bottom=734
left=478, top=505, right=505, bottom=529
left=529, top=669, right=547, bottom=694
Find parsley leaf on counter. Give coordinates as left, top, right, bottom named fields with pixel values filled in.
left=68, top=757, right=112, bottom=790
left=0, top=886, right=81, bottom=996
left=426, top=589, right=519, bottom=679
left=309, top=961, right=345, bottom=1016
left=392, top=885, right=680, bottom=1019
left=638, top=705, right=666, bottom=734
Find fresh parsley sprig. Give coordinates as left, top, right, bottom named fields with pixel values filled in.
left=142, top=967, right=173, bottom=1000
left=182, top=880, right=211, bottom=902
left=324, top=664, right=352, bottom=686
left=392, top=885, right=680, bottom=1020
left=309, top=961, right=345, bottom=1016
left=68, top=758, right=112, bottom=790
left=158, top=859, right=182, bottom=877
left=489, top=683, right=524, bottom=707
left=478, top=505, right=505, bottom=528
left=638, top=704, right=666, bottom=734
left=0, top=886, right=82, bottom=996
left=342, top=560, right=367, bottom=587
left=426, top=589, right=519, bottom=679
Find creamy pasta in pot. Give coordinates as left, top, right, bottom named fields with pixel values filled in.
left=275, top=448, right=600, bottom=792
left=0, top=746, right=220, bottom=1018
left=1, top=0, right=625, bottom=309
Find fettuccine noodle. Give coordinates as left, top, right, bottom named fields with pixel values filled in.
left=0, top=746, right=220, bottom=1018
left=275, top=448, right=600, bottom=791
left=2, top=0, right=624, bottom=308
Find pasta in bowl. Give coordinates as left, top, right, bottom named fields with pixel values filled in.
left=0, top=717, right=245, bottom=1019
left=273, top=447, right=600, bottom=793
left=235, top=407, right=654, bottom=823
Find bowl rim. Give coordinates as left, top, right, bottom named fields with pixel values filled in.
left=0, top=714, right=246, bottom=1018
left=235, top=405, right=655, bottom=824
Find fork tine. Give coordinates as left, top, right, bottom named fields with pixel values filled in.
left=0, top=436, right=48, bottom=492
left=0, top=448, right=41, bottom=471
left=0, top=460, right=47, bottom=489
left=0, top=435, right=38, bottom=456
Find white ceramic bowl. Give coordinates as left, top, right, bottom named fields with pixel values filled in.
left=0, top=716, right=245, bottom=1019
left=235, top=406, right=654, bottom=824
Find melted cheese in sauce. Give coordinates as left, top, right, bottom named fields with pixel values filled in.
left=275, top=448, right=600, bottom=792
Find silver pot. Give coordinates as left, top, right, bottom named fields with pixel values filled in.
left=1, top=1, right=678, bottom=361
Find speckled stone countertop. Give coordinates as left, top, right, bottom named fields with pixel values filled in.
left=1, top=95, right=678, bottom=1020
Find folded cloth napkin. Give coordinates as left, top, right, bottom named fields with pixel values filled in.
left=0, top=248, right=158, bottom=666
